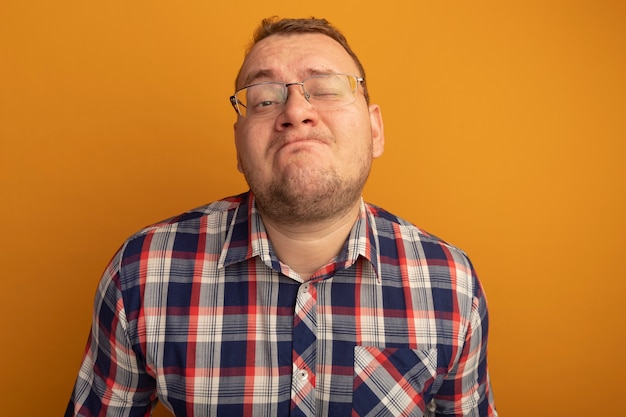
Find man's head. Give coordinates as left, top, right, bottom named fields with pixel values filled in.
left=233, top=17, right=384, bottom=226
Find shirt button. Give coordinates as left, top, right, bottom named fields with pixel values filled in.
left=299, top=369, right=308, bottom=380
left=301, top=283, right=310, bottom=293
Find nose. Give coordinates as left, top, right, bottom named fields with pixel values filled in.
left=284, top=82, right=310, bottom=102
left=275, top=83, right=317, bottom=129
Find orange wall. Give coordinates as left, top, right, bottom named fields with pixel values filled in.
left=2, top=1, right=625, bottom=415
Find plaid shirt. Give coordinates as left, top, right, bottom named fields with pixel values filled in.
left=66, top=192, right=497, bottom=417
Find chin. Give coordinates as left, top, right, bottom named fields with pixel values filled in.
left=255, top=173, right=364, bottom=224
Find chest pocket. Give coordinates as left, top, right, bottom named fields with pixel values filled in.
left=352, top=346, right=437, bottom=417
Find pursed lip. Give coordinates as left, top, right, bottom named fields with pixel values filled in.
left=269, top=135, right=330, bottom=156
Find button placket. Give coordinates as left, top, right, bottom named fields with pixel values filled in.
left=291, top=282, right=317, bottom=415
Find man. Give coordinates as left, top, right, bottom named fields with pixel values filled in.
left=66, top=17, right=497, bottom=417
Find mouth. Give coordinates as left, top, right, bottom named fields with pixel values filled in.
left=282, top=137, right=322, bottom=148
left=270, top=135, right=329, bottom=156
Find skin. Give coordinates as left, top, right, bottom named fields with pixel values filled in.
left=234, top=33, right=385, bottom=279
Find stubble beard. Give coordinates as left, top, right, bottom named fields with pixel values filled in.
left=246, top=160, right=371, bottom=226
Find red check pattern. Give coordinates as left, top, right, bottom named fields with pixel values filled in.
left=65, top=191, right=497, bottom=416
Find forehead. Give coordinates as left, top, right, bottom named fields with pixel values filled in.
left=237, top=33, right=359, bottom=87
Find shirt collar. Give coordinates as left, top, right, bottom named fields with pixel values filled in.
left=219, top=191, right=381, bottom=281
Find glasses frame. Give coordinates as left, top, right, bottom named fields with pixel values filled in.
left=229, top=73, right=364, bottom=117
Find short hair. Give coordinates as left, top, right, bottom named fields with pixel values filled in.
left=237, top=16, right=370, bottom=103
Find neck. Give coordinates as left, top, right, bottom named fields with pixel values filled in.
left=259, top=200, right=361, bottom=280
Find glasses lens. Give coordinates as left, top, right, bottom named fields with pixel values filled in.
left=236, top=83, right=286, bottom=117
left=233, top=74, right=360, bottom=117
left=303, top=74, right=358, bottom=108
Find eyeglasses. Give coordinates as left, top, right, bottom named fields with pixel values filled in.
left=230, top=73, right=364, bottom=118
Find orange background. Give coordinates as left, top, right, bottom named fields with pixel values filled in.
left=1, top=1, right=625, bottom=415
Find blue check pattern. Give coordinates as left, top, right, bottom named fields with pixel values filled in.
left=65, top=191, right=497, bottom=416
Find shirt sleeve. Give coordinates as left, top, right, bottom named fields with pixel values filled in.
left=65, top=246, right=157, bottom=417
left=432, top=274, right=498, bottom=417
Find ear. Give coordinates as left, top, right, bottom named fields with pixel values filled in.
left=368, top=104, right=385, bottom=158
left=234, top=122, right=244, bottom=173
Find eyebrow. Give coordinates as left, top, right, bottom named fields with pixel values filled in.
left=242, top=68, right=338, bottom=87
left=243, top=69, right=277, bottom=86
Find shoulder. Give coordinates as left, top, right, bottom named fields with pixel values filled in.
left=365, top=203, right=486, bottom=330
left=365, top=202, right=469, bottom=260
left=365, top=202, right=479, bottom=297
left=129, top=193, right=246, bottom=240
left=112, top=193, right=248, bottom=268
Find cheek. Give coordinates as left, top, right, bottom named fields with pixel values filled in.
left=234, top=127, right=269, bottom=173
left=333, top=117, right=373, bottom=153
left=235, top=139, right=254, bottom=168
left=234, top=124, right=255, bottom=158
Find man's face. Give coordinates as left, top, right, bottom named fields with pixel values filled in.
left=234, top=33, right=384, bottom=224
